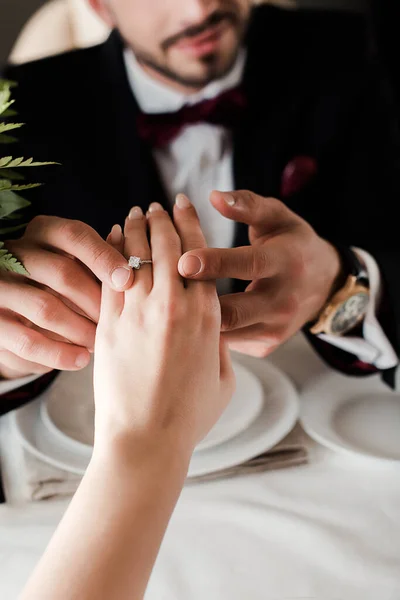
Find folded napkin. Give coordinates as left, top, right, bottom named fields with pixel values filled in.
left=19, top=423, right=308, bottom=501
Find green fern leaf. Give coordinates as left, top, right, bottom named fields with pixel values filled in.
left=8, top=183, right=41, bottom=191
left=0, top=123, right=24, bottom=134
left=0, top=242, right=29, bottom=275
left=0, top=179, right=11, bottom=191
left=0, top=179, right=42, bottom=192
left=0, top=134, right=18, bottom=144
left=0, top=99, right=14, bottom=117
left=2, top=109, right=17, bottom=117
left=0, top=156, right=12, bottom=167
left=0, top=168, right=25, bottom=180
left=3, top=157, right=24, bottom=167
left=0, top=189, right=31, bottom=218
left=0, top=222, right=27, bottom=235
left=1, top=157, right=59, bottom=168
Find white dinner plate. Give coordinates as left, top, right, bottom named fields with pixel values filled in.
left=11, top=359, right=299, bottom=479
left=300, top=371, right=400, bottom=463
left=40, top=360, right=265, bottom=454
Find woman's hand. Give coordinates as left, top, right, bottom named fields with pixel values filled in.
left=93, top=196, right=235, bottom=459
left=21, top=197, right=234, bottom=600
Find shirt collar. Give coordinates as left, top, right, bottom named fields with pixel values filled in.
left=123, top=46, right=246, bottom=114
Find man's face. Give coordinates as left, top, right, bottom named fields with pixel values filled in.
left=93, top=0, right=252, bottom=89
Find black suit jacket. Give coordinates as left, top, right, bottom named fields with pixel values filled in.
left=1, top=5, right=400, bottom=400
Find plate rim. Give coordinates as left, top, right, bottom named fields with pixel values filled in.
left=39, top=359, right=266, bottom=456
left=187, top=360, right=299, bottom=477
left=300, top=372, right=400, bottom=464
left=11, top=359, right=300, bottom=478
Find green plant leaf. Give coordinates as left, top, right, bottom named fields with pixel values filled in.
left=0, top=242, right=29, bottom=275
left=0, top=97, right=14, bottom=117
left=0, top=179, right=11, bottom=191
left=0, top=168, right=25, bottom=180
left=0, top=95, right=12, bottom=113
left=0, top=189, right=31, bottom=218
left=0, top=123, right=24, bottom=134
left=0, top=80, right=59, bottom=276
left=0, top=222, right=27, bottom=235
left=0, top=134, right=18, bottom=144
left=0, top=157, right=59, bottom=168
left=0, top=179, right=40, bottom=192
left=0, top=156, right=12, bottom=167
left=8, top=182, right=41, bottom=191
left=2, top=109, right=17, bottom=117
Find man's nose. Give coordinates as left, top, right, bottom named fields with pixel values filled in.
left=179, top=0, right=219, bottom=25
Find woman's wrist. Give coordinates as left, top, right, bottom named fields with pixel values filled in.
left=91, top=430, right=193, bottom=484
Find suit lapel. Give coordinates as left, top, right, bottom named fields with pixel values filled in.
left=97, top=31, right=170, bottom=221
left=232, top=6, right=316, bottom=249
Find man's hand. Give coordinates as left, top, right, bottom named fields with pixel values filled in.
left=178, top=190, right=342, bottom=357
left=0, top=216, right=133, bottom=379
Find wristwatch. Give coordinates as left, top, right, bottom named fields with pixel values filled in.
left=309, top=246, right=370, bottom=337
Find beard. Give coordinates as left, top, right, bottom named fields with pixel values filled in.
left=131, top=45, right=241, bottom=89
left=121, top=6, right=250, bottom=89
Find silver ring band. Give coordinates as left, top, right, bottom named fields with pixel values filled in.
left=128, top=256, right=153, bottom=270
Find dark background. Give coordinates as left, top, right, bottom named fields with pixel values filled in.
left=0, top=0, right=367, bottom=65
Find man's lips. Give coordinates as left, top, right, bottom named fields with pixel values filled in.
left=174, top=22, right=229, bottom=56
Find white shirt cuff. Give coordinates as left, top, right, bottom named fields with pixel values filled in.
left=319, top=247, right=398, bottom=370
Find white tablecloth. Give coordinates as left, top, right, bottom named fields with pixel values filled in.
left=0, top=334, right=399, bottom=600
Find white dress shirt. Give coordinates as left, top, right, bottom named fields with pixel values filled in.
left=0, top=48, right=396, bottom=397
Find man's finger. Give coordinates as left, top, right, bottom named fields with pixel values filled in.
left=223, top=338, right=277, bottom=359
left=5, top=244, right=102, bottom=322
left=0, top=349, right=53, bottom=377
left=173, top=193, right=217, bottom=298
left=178, top=246, right=281, bottom=281
left=100, top=225, right=126, bottom=320
left=26, top=216, right=133, bottom=291
left=0, top=313, right=91, bottom=371
left=173, top=193, right=208, bottom=253
left=0, top=278, right=96, bottom=351
left=221, top=322, right=283, bottom=346
left=219, top=288, right=296, bottom=331
left=209, top=189, right=296, bottom=236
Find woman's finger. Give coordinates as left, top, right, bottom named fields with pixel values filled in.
left=174, top=194, right=216, bottom=298
left=99, top=225, right=126, bottom=320
left=123, top=206, right=153, bottom=296
left=146, top=202, right=183, bottom=294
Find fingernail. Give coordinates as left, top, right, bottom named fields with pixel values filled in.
left=224, top=193, right=236, bottom=207
left=110, top=224, right=122, bottom=244
left=181, top=255, right=202, bottom=277
left=129, top=206, right=143, bottom=220
left=75, top=352, right=90, bottom=369
left=148, top=202, right=164, bottom=213
left=175, top=193, right=191, bottom=209
left=111, top=266, right=131, bottom=288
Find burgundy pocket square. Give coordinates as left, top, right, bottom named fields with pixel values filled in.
left=280, top=155, right=317, bottom=199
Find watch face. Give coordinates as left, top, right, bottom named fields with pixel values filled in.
left=330, top=292, right=369, bottom=335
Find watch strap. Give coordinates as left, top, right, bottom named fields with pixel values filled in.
left=333, top=243, right=369, bottom=286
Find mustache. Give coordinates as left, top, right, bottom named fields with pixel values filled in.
left=161, top=11, right=238, bottom=51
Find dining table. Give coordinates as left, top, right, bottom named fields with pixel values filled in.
left=0, top=332, right=399, bottom=600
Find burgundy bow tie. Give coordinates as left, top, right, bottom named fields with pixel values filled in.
left=136, top=86, right=247, bottom=148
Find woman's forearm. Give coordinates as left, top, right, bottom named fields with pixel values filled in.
left=20, top=439, right=190, bottom=600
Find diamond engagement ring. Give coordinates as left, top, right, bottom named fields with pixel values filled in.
left=128, top=256, right=153, bottom=270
